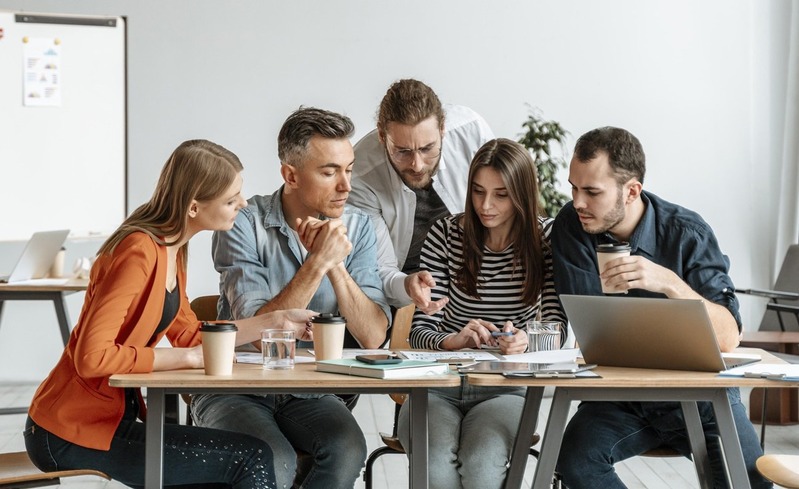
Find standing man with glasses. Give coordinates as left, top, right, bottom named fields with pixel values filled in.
left=350, top=79, right=494, bottom=314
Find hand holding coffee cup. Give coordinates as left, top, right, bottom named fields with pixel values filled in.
left=200, top=322, right=238, bottom=375
left=596, top=242, right=631, bottom=294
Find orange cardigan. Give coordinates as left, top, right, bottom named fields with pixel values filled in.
left=28, top=232, right=203, bottom=450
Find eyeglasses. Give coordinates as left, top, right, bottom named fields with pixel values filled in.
left=386, top=139, right=442, bottom=165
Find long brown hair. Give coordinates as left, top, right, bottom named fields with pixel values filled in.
left=454, top=138, right=545, bottom=305
left=98, top=139, right=243, bottom=269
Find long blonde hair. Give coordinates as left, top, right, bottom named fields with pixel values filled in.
left=98, top=140, right=243, bottom=269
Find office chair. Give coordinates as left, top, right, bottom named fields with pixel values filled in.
left=362, top=304, right=559, bottom=488
left=739, top=244, right=799, bottom=333
left=738, top=245, right=799, bottom=446
left=756, top=454, right=799, bottom=488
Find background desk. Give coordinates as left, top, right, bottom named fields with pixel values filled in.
left=0, top=279, right=88, bottom=346
left=0, top=278, right=87, bottom=415
left=468, top=349, right=798, bottom=489
left=110, top=362, right=460, bottom=489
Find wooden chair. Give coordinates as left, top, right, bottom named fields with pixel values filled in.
left=190, top=295, right=221, bottom=324
left=0, top=451, right=110, bottom=488
left=185, top=294, right=223, bottom=425
left=362, top=305, right=556, bottom=488
left=756, top=454, right=799, bottom=488
left=188, top=294, right=313, bottom=480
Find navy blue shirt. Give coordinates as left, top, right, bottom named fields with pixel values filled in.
left=552, top=191, right=742, bottom=330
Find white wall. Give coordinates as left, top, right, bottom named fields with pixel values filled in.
left=0, top=0, right=793, bottom=381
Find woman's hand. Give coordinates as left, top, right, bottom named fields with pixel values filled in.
left=234, top=309, right=318, bottom=345
left=495, top=321, right=528, bottom=355
left=265, top=309, right=317, bottom=342
left=153, top=344, right=204, bottom=371
left=441, top=318, right=499, bottom=350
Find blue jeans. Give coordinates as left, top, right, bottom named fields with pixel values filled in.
left=24, top=415, right=275, bottom=489
left=397, top=378, right=526, bottom=489
left=191, top=393, right=365, bottom=489
left=556, top=388, right=772, bottom=489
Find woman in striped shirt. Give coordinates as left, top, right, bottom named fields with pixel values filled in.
left=397, top=138, right=566, bottom=489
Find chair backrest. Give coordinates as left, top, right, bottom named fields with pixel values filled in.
left=760, top=245, right=799, bottom=332
left=390, top=304, right=414, bottom=350
left=190, top=295, right=220, bottom=322
left=387, top=304, right=415, bottom=406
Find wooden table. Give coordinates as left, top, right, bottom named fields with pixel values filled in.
left=0, top=278, right=88, bottom=415
left=110, top=362, right=460, bottom=489
left=467, top=349, right=799, bottom=489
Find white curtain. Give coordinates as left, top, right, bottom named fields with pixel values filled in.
left=775, top=1, right=799, bottom=271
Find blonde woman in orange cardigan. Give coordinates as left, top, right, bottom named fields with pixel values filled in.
left=24, top=139, right=314, bottom=489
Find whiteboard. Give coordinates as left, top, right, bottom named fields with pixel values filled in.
left=0, top=11, right=126, bottom=240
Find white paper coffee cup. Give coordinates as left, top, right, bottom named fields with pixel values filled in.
left=311, top=314, right=346, bottom=361
left=200, top=322, right=238, bottom=375
left=596, top=242, right=631, bottom=294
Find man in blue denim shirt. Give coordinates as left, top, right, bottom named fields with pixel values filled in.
left=192, top=107, right=390, bottom=489
left=552, top=127, right=770, bottom=488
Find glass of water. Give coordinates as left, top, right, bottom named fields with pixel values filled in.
left=526, top=321, right=563, bottom=352
left=261, top=329, right=296, bottom=369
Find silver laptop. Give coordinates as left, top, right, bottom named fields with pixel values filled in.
left=0, top=230, right=70, bottom=283
left=560, top=294, right=759, bottom=372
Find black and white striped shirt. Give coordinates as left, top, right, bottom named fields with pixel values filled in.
left=410, top=215, right=566, bottom=350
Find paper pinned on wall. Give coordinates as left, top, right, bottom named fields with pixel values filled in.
left=23, top=37, right=61, bottom=107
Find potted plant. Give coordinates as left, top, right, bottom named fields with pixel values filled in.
left=517, top=109, right=570, bottom=218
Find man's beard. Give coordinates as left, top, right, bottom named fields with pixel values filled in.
left=388, top=152, right=441, bottom=190
left=582, top=189, right=625, bottom=235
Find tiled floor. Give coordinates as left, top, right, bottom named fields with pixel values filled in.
left=1, top=383, right=797, bottom=488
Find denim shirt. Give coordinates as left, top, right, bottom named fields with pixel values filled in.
left=551, top=190, right=742, bottom=330
left=211, top=187, right=391, bottom=348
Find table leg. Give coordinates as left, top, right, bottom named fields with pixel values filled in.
left=407, top=387, right=428, bottom=489
left=531, top=388, right=572, bottom=489
left=52, top=293, right=71, bottom=346
left=681, top=401, right=713, bottom=489
left=504, top=386, right=544, bottom=489
left=145, top=388, right=165, bottom=489
left=710, top=389, right=751, bottom=489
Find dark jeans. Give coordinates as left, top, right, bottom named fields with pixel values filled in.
left=556, top=388, right=772, bottom=489
left=191, top=393, right=366, bottom=489
left=24, top=395, right=276, bottom=489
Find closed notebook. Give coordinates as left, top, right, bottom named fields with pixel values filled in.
left=316, top=359, right=449, bottom=379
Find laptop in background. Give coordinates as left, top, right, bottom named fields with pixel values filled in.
left=560, top=294, right=759, bottom=372
left=0, top=230, right=70, bottom=283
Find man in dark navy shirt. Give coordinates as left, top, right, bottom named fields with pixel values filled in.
left=552, top=127, right=770, bottom=488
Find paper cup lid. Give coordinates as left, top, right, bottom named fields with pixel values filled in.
left=200, top=321, right=238, bottom=332
left=596, top=242, right=631, bottom=253
left=311, top=313, right=346, bottom=324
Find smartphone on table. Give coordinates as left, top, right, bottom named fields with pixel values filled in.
left=355, top=354, right=403, bottom=365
